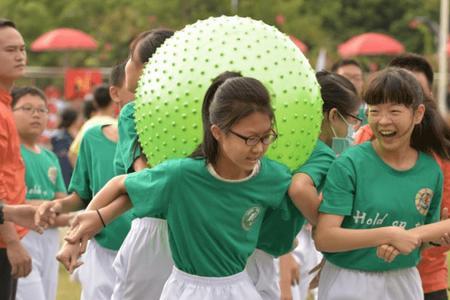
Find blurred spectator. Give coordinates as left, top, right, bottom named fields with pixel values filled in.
left=68, top=84, right=116, bottom=166
left=51, top=108, right=83, bottom=188
left=331, top=59, right=366, bottom=125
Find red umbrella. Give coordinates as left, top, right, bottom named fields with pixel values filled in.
left=290, top=35, right=308, bottom=53
left=338, top=32, right=404, bottom=57
left=31, top=28, right=98, bottom=52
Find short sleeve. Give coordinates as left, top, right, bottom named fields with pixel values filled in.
left=257, top=196, right=305, bottom=257
left=115, top=103, right=142, bottom=174
left=125, top=160, right=177, bottom=218
left=68, top=136, right=91, bottom=204
left=320, top=157, right=356, bottom=216
left=294, top=142, right=335, bottom=191
left=425, top=170, right=443, bottom=225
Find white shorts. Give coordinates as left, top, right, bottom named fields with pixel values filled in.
left=318, top=261, right=424, bottom=300
left=112, top=217, right=173, bottom=300
left=77, top=239, right=117, bottom=300
left=16, top=228, right=59, bottom=300
left=246, top=249, right=279, bottom=300
left=291, top=224, right=322, bottom=300
left=160, top=266, right=263, bottom=300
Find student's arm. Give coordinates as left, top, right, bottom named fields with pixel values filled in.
left=35, top=193, right=85, bottom=228
left=289, top=173, right=321, bottom=225
left=132, top=156, right=148, bottom=172
left=314, top=213, right=421, bottom=254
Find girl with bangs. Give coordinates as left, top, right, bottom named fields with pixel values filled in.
left=314, top=67, right=450, bottom=300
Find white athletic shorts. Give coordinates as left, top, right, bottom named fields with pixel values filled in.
left=246, top=249, right=279, bottom=300
left=318, top=261, right=424, bottom=300
left=16, top=228, right=59, bottom=300
left=111, top=217, right=173, bottom=300
left=160, top=266, right=263, bottom=300
left=78, top=239, right=117, bottom=300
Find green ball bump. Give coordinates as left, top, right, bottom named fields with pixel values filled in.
left=135, top=16, right=322, bottom=170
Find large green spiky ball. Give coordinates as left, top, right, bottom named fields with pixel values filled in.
left=135, top=16, right=322, bottom=170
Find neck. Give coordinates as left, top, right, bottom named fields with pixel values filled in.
left=67, top=126, right=78, bottom=138
left=21, top=136, right=39, bottom=152
left=372, top=140, right=417, bottom=170
left=319, top=122, right=333, bottom=147
left=213, top=156, right=251, bottom=180
left=0, top=79, right=13, bottom=92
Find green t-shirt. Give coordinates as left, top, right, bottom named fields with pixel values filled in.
left=113, top=102, right=141, bottom=175
left=125, top=157, right=292, bottom=277
left=320, top=142, right=443, bottom=271
left=256, top=140, right=335, bottom=256
left=21, top=145, right=66, bottom=200
left=295, top=139, right=336, bottom=192
left=69, top=125, right=132, bottom=250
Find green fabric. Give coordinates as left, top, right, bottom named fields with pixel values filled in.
left=69, top=125, right=132, bottom=250
left=125, top=157, right=292, bottom=276
left=295, top=139, right=336, bottom=192
left=256, top=140, right=335, bottom=256
left=320, top=142, right=443, bottom=271
left=21, top=145, right=66, bottom=200
left=113, top=102, right=141, bottom=175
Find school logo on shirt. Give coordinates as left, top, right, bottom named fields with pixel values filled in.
left=415, top=188, right=433, bottom=216
left=241, top=206, right=261, bottom=231
left=48, top=167, right=57, bottom=185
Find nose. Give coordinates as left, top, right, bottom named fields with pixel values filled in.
left=377, top=112, right=392, bottom=126
left=251, top=140, right=265, bottom=154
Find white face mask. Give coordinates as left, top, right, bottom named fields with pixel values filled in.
left=330, top=111, right=355, bottom=155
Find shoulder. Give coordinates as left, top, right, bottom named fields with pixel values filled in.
left=260, top=157, right=291, bottom=179
left=119, top=102, right=135, bottom=120
left=41, top=147, right=59, bottom=161
left=83, top=124, right=102, bottom=139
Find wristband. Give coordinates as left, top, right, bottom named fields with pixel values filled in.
left=96, top=209, right=106, bottom=228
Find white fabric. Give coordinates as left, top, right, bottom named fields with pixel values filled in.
left=246, top=249, right=279, bottom=300
left=77, top=239, right=117, bottom=300
left=160, top=266, right=263, bottom=300
left=16, top=228, right=59, bottom=300
left=111, top=217, right=173, bottom=300
left=318, top=261, right=424, bottom=300
left=291, top=225, right=321, bottom=300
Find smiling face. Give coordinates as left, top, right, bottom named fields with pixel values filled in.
left=368, top=102, right=424, bottom=153
left=13, top=93, right=48, bottom=141
left=212, top=111, right=273, bottom=175
left=0, top=27, right=26, bottom=86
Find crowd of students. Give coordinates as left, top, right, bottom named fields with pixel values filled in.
left=1, top=17, right=450, bottom=300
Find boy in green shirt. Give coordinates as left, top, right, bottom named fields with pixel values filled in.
left=12, top=87, right=69, bottom=300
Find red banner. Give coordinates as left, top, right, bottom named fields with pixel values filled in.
left=64, top=68, right=102, bottom=100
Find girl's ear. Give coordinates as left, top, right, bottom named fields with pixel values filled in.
left=414, top=104, right=425, bottom=125
left=210, top=124, right=221, bottom=141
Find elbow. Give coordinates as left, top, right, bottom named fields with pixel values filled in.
left=312, top=228, right=328, bottom=252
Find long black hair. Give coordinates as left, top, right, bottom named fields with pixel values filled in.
left=364, top=67, right=450, bottom=159
left=190, top=71, right=275, bottom=164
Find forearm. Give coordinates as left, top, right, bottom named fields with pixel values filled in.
left=314, top=225, right=393, bottom=252
left=409, top=219, right=450, bottom=243
left=132, top=156, right=148, bottom=172
left=52, top=214, right=73, bottom=227
left=55, top=193, right=85, bottom=213
left=98, top=195, right=132, bottom=225
left=85, top=175, right=127, bottom=211
left=0, top=221, right=20, bottom=245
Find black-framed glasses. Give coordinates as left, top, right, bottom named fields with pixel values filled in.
left=13, top=106, right=49, bottom=115
left=342, top=112, right=363, bottom=125
left=228, top=129, right=278, bottom=146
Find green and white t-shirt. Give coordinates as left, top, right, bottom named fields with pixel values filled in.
left=113, top=102, right=141, bottom=175
left=21, top=145, right=66, bottom=200
left=320, top=142, right=443, bottom=271
left=69, top=125, right=133, bottom=251
left=125, top=157, right=292, bottom=277
left=256, top=140, right=334, bottom=256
